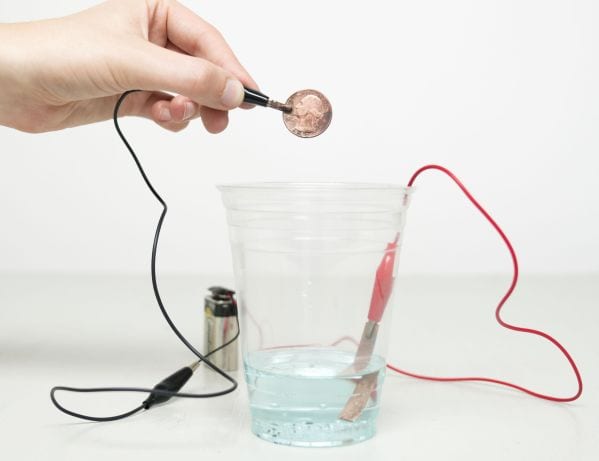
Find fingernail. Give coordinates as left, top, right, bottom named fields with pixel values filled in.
left=221, top=79, right=244, bottom=109
left=183, top=102, right=195, bottom=121
left=158, top=107, right=172, bottom=122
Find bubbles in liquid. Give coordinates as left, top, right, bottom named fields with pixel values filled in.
left=244, top=347, right=385, bottom=447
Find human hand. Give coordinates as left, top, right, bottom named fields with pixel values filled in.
left=0, top=0, right=257, bottom=133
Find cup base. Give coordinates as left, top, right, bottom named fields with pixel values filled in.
left=250, top=412, right=377, bottom=447
left=245, top=347, right=384, bottom=447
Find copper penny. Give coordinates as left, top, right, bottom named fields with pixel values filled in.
left=282, top=89, right=332, bottom=138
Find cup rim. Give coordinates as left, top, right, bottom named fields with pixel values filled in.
left=217, top=182, right=410, bottom=193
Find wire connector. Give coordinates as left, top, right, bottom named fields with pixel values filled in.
left=143, top=365, right=195, bottom=410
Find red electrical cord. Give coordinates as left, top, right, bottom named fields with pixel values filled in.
left=386, top=164, right=583, bottom=402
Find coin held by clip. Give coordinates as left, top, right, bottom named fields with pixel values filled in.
left=282, top=89, right=332, bottom=138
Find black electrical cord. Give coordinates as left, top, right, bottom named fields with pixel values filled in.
left=50, top=90, right=239, bottom=422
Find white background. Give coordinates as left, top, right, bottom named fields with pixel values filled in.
left=1, top=0, right=598, bottom=276
left=1, top=4, right=598, bottom=460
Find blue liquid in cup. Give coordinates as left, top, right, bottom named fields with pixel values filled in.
left=244, top=347, right=386, bottom=447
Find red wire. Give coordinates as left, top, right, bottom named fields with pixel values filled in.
left=387, top=164, right=583, bottom=402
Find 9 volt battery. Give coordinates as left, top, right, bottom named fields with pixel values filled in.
left=204, top=286, right=239, bottom=371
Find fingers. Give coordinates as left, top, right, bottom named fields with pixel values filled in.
left=121, top=1, right=259, bottom=114
left=150, top=95, right=198, bottom=132
left=125, top=91, right=227, bottom=134
left=199, top=106, right=229, bottom=134
left=152, top=94, right=197, bottom=122
left=156, top=97, right=228, bottom=134
left=165, top=1, right=259, bottom=91
left=164, top=38, right=253, bottom=110
left=130, top=43, right=245, bottom=111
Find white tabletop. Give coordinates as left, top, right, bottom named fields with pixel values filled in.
left=1, top=274, right=597, bottom=460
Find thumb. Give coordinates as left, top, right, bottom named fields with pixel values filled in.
left=121, top=41, right=245, bottom=111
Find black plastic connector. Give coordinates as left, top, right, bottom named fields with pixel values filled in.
left=243, top=87, right=269, bottom=107
left=143, top=366, right=194, bottom=409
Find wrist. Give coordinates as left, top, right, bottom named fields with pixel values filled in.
left=0, top=22, right=45, bottom=131
left=0, top=20, right=70, bottom=132
left=0, top=24, right=23, bottom=127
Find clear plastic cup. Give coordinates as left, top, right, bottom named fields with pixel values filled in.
left=218, top=182, right=411, bottom=447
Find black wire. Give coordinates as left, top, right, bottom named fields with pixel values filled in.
left=50, top=90, right=239, bottom=422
